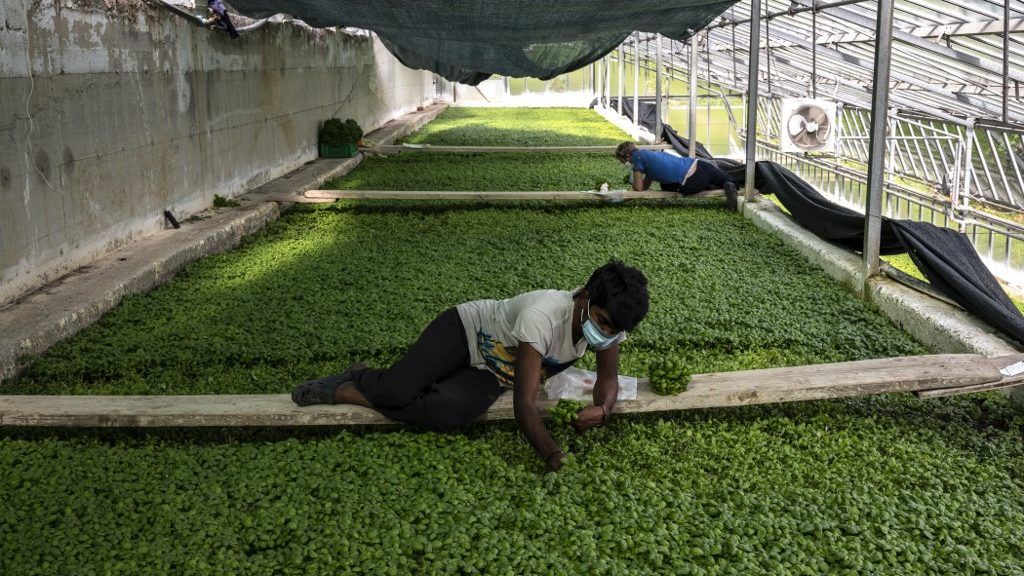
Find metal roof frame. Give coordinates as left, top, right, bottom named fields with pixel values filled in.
left=623, top=0, right=1024, bottom=127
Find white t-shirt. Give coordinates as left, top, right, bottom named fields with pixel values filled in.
left=456, top=288, right=625, bottom=388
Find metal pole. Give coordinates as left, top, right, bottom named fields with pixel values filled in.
left=689, top=33, right=698, bottom=158
left=633, top=31, right=640, bottom=129
left=655, top=34, right=663, bottom=139
left=765, top=0, right=772, bottom=95
left=666, top=40, right=672, bottom=111
left=618, top=46, right=625, bottom=115
left=731, top=7, right=737, bottom=88
left=1004, top=0, right=1010, bottom=123
left=863, top=0, right=896, bottom=278
left=963, top=120, right=976, bottom=215
left=706, top=34, right=712, bottom=152
left=744, top=0, right=761, bottom=200
left=811, top=0, right=818, bottom=99
left=713, top=0, right=869, bottom=30
left=605, top=54, right=612, bottom=106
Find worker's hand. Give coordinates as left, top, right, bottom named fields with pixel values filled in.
left=545, top=450, right=565, bottom=473
left=572, top=405, right=607, bottom=432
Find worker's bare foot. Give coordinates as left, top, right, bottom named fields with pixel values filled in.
left=334, top=381, right=372, bottom=407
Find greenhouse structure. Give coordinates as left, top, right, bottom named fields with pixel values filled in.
left=1, top=0, right=1024, bottom=574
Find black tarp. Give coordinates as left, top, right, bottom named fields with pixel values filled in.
left=891, top=221, right=1024, bottom=343
left=597, top=99, right=1024, bottom=344
left=719, top=160, right=907, bottom=255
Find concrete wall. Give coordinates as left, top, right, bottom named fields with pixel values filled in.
left=0, top=0, right=437, bottom=306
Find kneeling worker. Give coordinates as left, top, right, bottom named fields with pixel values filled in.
left=291, top=260, right=650, bottom=472
left=615, top=141, right=738, bottom=211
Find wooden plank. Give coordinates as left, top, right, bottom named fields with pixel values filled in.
left=0, top=354, right=1005, bottom=427
left=915, top=354, right=1024, bottom=398
left=264, top=195, right=338, bottom=204
left=361, top=144, right=676, bottom=154
left=303, top=190, right=702, bottom=201
left=914, top=375, right=1024, bottom=399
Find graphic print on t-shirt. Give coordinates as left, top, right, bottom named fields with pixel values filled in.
left=477, top=331, right=576, bottom=388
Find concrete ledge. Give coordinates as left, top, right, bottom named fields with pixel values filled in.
left=0, top=104, right=447, bottom=384
left=865, top=277, right=1019, bottom=355
left=740, top=198, right=1021, bottom=360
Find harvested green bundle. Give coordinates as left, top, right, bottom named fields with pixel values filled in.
left=548, top=399, right=587, bottom=428
left=648, top=358, right=692, bottom=396
left=319, top=118, right=363, bottom=146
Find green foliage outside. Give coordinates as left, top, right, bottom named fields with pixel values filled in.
left=3, top=107, right=1022, bottom=575
left=398, top=107, right=630, bottom=146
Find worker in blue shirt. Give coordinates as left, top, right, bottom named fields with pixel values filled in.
left=615, top=141, right=738, bottom=211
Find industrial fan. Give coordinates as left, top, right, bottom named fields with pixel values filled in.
left=780, top=98, right=837, bottom=154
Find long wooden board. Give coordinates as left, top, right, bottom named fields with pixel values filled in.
left=0, top=354, right=1010, bottom=427
left=361, top=144, right=675, bottom=154
left=272, top=187, right=731, bottom=207
left=914, top=374, right=1024, bottom=399
left=303, top=190, right=717, bottom=201
left=915, top=354, right=1024, bottom=398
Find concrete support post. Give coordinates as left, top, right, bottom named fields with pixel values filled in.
left=863, top=0, right=896, bottom=278
left=744, top=0, right=761, bottom=200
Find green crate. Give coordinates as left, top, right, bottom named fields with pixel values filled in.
left=319, top=142, right=358, bottom=158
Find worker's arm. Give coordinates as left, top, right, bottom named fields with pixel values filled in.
left=574, top=343, right=619, bottom=431
left=632, top=170, right=647, bottom=191
left=513, top=343, right=564, bottom=472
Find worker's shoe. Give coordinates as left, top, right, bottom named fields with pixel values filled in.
left=292, top=362, right=367, bottom=406
left=724, top=182, right=739, bottom=212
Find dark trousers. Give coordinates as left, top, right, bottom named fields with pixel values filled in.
left=354, top=308, right=503, bottom=431
left=661, top=159, right=734, bottom=194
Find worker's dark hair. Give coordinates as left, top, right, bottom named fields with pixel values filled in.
left=615, top=141, right=637, bottom=161
left=584, top=259, right=649, bottom=332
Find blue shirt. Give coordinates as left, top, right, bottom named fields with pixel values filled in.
left=631, top=149, right=696, bottom=184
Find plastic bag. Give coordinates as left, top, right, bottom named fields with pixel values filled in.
left=544, top=367, right=638, bottom=402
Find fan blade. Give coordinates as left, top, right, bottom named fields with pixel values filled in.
left=806, top=106, right=829, bottom=126
left=788, top=114, right=806, bottom=137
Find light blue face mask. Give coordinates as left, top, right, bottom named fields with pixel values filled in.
left=581, top=299, right=620, bottom=350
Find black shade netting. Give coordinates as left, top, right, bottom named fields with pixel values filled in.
left=227, top=1, right=738, bottom=84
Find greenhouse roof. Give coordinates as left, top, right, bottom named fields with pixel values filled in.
left=626, top=0, right=1024, bottom=127
left=227, top=0, right=1023, bottom=126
